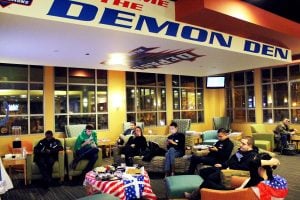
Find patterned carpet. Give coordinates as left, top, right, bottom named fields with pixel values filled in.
left=1, top=153, right=299, bottom=200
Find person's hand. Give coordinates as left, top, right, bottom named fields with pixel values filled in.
left=209, top=146, right=218, bottom=152
left=214, top=163, right=222, bottom=168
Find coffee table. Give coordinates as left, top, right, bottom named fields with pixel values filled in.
left=83, top=167, right=157, bottom=200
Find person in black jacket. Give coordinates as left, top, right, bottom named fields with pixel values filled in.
left=185, top=136, right=259, bottom=199
left=123, top=126, right=147, bottom=166
left=33, top=130, right=63, bottom=188
left=188, top=128, right=234, bottom=174
left=164, top=121, right=185, bottom=177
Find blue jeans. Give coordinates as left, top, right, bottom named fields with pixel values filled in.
left=164, top=147, right=183, bottom=172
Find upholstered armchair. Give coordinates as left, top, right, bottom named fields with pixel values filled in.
left=213, top=116, right=230, bottom=131
left=65, top=124, right=87, bottom=138
left=26, top=138, right=65, bottom=184
left=65, top=137, right=102, bottom=180
left=123, top=122, right=144, bottom=132
left=201, top=130, right=218, bottom=146
left=172, top=119, right=191, bottom=133
left=250, top=124, right=275, bottom=151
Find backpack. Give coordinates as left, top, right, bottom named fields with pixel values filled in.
left=281, top=143, right=297, bottom=155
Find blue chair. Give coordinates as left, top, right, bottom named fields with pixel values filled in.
left=172, top=119, right=191, bottom=133
left=201, top=130, right=218, bottom=146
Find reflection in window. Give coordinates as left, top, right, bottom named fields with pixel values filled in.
left=126, top=72, right=166, bottom=126
left=172, top=76, right=204, bottom=123
left=54, top=67, right=108, bottom=132
left=0, top=64, right=44, bottom=135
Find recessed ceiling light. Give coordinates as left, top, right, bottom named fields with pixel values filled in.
left=85, top=53, right=90, bottom=55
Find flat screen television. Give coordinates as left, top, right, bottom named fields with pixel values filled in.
left=206, top=76, right=225, bottom=88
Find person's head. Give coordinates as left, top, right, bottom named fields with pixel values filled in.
left=169, top=122, right=178, bottom=134
left=85, top=124, right=94, bottom=135
left=239, top=136, right=254, bottom=152
left=258, top=153, right=275, bottom=180
left=283, top=118, right=291, bottom=126
left=45, top=130, right=53, bottom=140
left=134, top=126, right=143, bottom=137
left=217, top=128, right=229, bottom=141
left=129, top=121, right=136, bottom=130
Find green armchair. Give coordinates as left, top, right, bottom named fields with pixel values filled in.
left=65, top=137, right=102, bottom=180
left=250, top=124, right=275, bottom=151
left=26, top=138, right=65, bottom=184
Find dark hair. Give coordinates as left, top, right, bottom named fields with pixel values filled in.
left=170, top=121, right=178, bottom=128
left=259, top=153, right=275, bottom=180
left=217, top=128, right=229, bottom=134
left=135, top=126, right=143, bottom=136
left=86, top=124, right=94, bottom=130
left=45, top=130, right=53, bottom=136
left=130, top=121, right=136, bottom=126
left=242, top=136, right=255, bottom=147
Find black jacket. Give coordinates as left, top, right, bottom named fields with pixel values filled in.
left=208, top=138, right=234, bottom=164
left=33, top=138, right=63, bottom=162
left=167, top=132, right=185, bottom=153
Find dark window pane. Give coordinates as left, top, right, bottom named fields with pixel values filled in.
left=291, top=109, right=300, bottom=124
left=274, top=109, right=289, bottom=122
left=11, top=116, right=28, bottom=135
left=0, top=63, right=28, bottom=82
left=30, top=117, right=44, bottom=133
left=158, top=88, right=166, bottom=110
left=97, top=86, right=107, bottom=112
left=172, top=75, right=180, bottom=87
left=246, top=71, right=254, bottom=85
left=55, top=115, right=67, bottom=132
left=126, top=87, right=135, bottom=112
left=181, top=88, right=195, bottom=110
left=173, top=89, right=180, bottom=110
left=290, top=82, right=300, bottom=107
left=234, top=87, right=245, bottom=108
left=182, top=111, right=197, bottom=123
left=98, top=114, right=108, bottom=129
left=225, top=73, right=232, bottom=87
left=289, top=64, right=300, bottom=81
left=181, top=76, right=195, bottom=87
left=69, top=85, right=95, bottom=113
left=197, top=111, right=204, bottom=123
left=263, top=109, right=273, bottom=123
left=55, top=85, right=67, bottom=114
left=69, top=114, right=96, bottom=127
left=247, top=110, right=255, bottom=122
left=157, top=74, right=165, bottom=86
left=196, top=77, right=203, bottom=88
left=197, top=89, right=203, bottom=109
left=273, top=83, right=288, bottom=107
left=126, top=72, right=135, bottom=85
left=127, top=113, right=136, bottom=122
left=55, top=67, right=67, bottom=83
left=173, top=112, right=180, bottom=119
left=137, top=87, right=156, bottom=111
left=233, top=72, right=244, bottom=86
left=30, top=66, right=43, bottom=82
left=157, top=112, right=166, bottom=126
left=30, top=84, right=43, bottom=114
left=226, top=88, right=232, bottom=108
left=261, top=69, right=271, bottom=83
left=233, top=109, right=246, bottom=122
left=69, top=68, right=95, bottom=84
left=136, top=73, right=156, bottom=86
left=97, top=70, right=107, bottom=84
left=272, top=67, right=287, bottom=82
left=246, top=86, right=255, bottom=108
left=262, top=84, right=272, bottom=108
left=138, top=113, right=156, bottom=126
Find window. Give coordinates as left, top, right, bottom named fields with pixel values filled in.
left=126, top=72, right=166, bottom=126
left=172, top=75, right=204, bottom=123
left=226, top=71, right=255, bottom=123
left=0, top=63, right=44, bottom=135
left=262, top=64, right=300, bottom=123
left=54, top=67, right=108, bottom=132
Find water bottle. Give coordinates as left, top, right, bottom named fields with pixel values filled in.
left=22, top=147, right=27, bottom=158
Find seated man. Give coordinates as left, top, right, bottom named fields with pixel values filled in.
left=70, top=124, right=99, bottom=175
left=188, top=128, right=233, bottom=174
left=186, top=136, right=259, bottom=199
left=274, top=118, right=297, bottom=150
left=33, top=130, right=63, bottom=188
left=117, top=121, right=136, bottom=145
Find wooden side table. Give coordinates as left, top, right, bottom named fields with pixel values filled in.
left=291, top=134, right=300, bottom=152
left=2, top=156, right=27, bottom=185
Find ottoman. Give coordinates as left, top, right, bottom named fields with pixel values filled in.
left=77, top=193, right=119, bottom=200
left=165, top=175, right=203, bottom=199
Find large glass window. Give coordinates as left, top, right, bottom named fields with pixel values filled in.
left=126, top=72, right=166, bottom=126
left=54, top=68, right=108, bottom=132
left=226, top=71, right=255, bottom=123
left=172, top=75, right=204, bottom=123
left=262, top=65, right=300, bottom=123
left=0, top=63, right=44, bottom=135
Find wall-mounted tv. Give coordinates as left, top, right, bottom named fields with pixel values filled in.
left=206, top=76, right=225, bottom=89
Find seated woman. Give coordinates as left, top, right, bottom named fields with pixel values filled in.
left=236, top=153, right=288, bottom=200
left=122, top=126, right=147, bottom=166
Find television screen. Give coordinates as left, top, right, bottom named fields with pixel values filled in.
left=8, top=104, right=19, bottom=111
left=206, top=76, right=225, bottom=88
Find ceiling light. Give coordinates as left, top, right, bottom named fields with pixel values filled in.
left=106, top=53, right=128, bottom=65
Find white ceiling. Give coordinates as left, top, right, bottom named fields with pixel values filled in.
left=0, top=13, right=290, bottom=76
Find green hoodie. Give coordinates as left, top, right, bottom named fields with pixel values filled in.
left=74, top=129, right=98, bottom=151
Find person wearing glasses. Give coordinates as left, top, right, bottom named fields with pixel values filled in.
left=274, top=118, right=297, bottom=151
left=188, top=128, right=233, bottom=174
left=70, top=124, right=99, bottom=174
